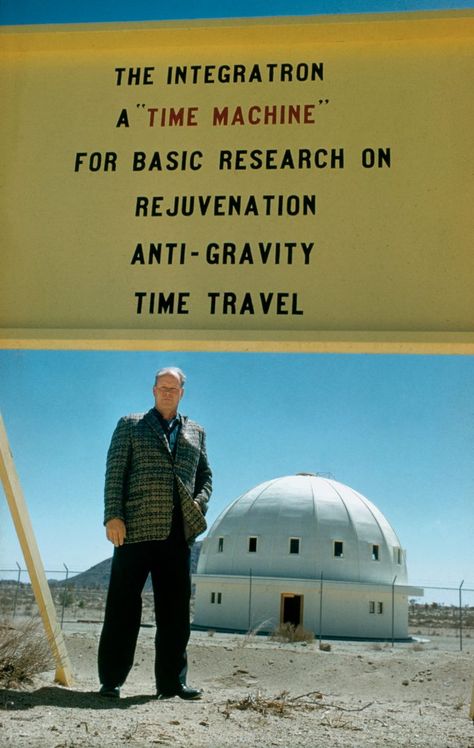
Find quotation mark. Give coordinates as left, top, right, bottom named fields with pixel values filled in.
left=318, top=99, right=329, bottom=105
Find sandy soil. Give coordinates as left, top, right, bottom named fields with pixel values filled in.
left=1, top=626, right=473, bottom=747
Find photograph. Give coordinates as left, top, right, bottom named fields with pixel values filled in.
left=1, top=0, right=473, bottom=746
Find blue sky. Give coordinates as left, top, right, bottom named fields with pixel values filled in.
left=1, top=1, right=473, bottom=605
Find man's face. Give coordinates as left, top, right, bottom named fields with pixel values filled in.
left=153, top=373, right=184, bottom=417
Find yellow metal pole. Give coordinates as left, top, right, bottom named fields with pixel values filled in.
left=0, top=413, right=73, bottom=686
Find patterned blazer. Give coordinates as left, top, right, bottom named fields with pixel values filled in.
left=104, top=408, right=212, bottom=544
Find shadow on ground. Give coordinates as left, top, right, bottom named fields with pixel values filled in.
left=0, top=687, right=154, bottom=710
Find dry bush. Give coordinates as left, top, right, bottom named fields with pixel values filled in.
left=237, top=619, right=273, bottom=647
left=223, top=690, right=293, bottom=717
left=271, top=622, right=314, bottom=643
left=0, top=618, right=53, bottom=687
left=370, top=642, right=390, bottom=651
left=223, top=690, right=372, bottom=723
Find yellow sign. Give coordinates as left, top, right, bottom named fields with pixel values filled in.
left=1, top=11, right=473, bottom=352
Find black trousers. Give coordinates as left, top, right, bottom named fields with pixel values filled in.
left=98, top=511, right=191, bottom=693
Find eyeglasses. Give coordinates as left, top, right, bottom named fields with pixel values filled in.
left=156, top=386, right=181, bottom=394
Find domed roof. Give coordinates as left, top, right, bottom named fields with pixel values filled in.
left=198, top=474, right=407, bottom=584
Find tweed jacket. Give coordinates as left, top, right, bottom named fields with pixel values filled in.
left=104, top=408, right=212, bottom=544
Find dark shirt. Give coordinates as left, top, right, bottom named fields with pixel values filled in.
left=152, top=408, right=181, bottom=456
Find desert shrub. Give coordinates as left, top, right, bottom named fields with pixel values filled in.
left=464, top=612, right=474, bottom=627
left=237, top=619, right=273, bottom=647
left=271, top=622, right=314, bottom=643
left=0, top=618, right=53, bottom=687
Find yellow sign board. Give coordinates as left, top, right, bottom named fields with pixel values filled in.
left=1, top=11, right=473, bottom=352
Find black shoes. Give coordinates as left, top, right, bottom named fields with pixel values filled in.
left=99, top=683, right=203, bottom=700
left=99, top=684, right=120, bottom=698
left=156, top=685, right=203, bottom=700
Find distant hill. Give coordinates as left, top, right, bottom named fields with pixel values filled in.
left=53, top=541, right=202, bottom=589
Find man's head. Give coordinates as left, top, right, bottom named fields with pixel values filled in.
left=153, top=367, right=185, bottom=419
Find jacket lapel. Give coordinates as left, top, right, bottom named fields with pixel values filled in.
left=143, top=409, right=172, bottom=458
left=174, top=416, right=189, bottom=461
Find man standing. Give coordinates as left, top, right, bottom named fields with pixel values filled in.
left=98, top=367, right=212, bottom=700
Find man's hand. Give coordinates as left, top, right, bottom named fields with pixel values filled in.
left=106, top=518, right=126, bottom=547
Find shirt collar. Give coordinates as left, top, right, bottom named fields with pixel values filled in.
left=153, top=407, right=180, bottom=431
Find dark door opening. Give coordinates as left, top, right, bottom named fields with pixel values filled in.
left=281, top=593, right=303, bottom=627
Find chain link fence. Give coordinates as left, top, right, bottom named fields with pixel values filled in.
left=1, top=565, right=473, bottom=651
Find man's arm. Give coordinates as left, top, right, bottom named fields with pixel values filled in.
left=104, top=417, right=131, bottom=544
left=193, top=431, right=212, bottom=515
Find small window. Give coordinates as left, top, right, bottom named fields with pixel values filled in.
left=211, top=592, right=216, bottom=604
left=334, top=541, right=344, bottom=558
left=217, top=537, right=224, bottom=553
left=377, top=602, right=384, bottom=614
left=248, top=536, right=258, bottom=553
left=369, top=601, right=375, bottom=614
left=289, top=538, right=300, bottom=555
left=372, top=544, right=380, bottom=561
left=217, top=592, right=222, bottom=604
left=394, top=547, right=402, bottom=564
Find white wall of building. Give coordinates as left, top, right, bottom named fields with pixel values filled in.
left=193, top=574, right=422, bottom=639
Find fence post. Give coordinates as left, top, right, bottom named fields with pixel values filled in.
left=12, top=561, right=22, bottom=619
left=318, top=572, right=323, bottom=646
left=247, top=568, right=252, bottom=631
left=391, top=575, right=397, bottom=647
left=459, top=580, right=464, bottom=652
left=60, top=563, right=70, bottom=629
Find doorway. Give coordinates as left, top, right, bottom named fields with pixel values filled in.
left=280, top=593, right=303, bottom=627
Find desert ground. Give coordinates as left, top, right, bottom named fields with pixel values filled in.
left=1, top=620, right=473, bottom=748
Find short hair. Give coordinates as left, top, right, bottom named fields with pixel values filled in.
left=154, top=367, right=186, bottom=387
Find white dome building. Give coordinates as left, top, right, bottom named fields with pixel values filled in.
left=193, top=474, right=422, bottom=639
